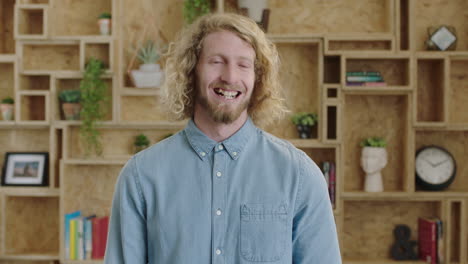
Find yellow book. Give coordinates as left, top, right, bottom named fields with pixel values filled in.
left=70, top=219, right=77, bottom=260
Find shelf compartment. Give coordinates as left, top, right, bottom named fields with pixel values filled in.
left=325, top=104, right=338, bottom=141
left=3, top=196, right=59, bottom=256
left=449, top=59, right=468, bottom=124
left=268, top=42, right=320, bottom=139
left=82, top=41, right=112, bottom=72
left=263, top=0, right=393, bottom=35
left=398, top=0, right=409, bottom=50
left=0, top=0, right=15, bottom=54
left=14, top=4, right=48, bottom=39
left=416, top=58, right=445, bottom=123
left=342, top=200, right=442, bottom=262
left=343, top=94, right=410, bottom=192
left=22, top=43, right=80, bottom=71
left=446, top=200, right=464, bottom=263
left=61, top=164, right=121, bottom=217
left=120, top=95, right=167, bottom=123
left=345, top=57, right=409, bottom=86
left=52, top=0, right=112, bottom=36
left=19, top=92, right=48, bottom=122
left=415, top=130, right=468, bottom=192
left=0, top=62, right=15, bottom=104
left=326, top=39, right=392, bottom=53
left=0, top=128, right=49, bottom=164
left=19, top=74, right=50, bottom=91
left=324, top=56, right=341, bottom=84
left=413, top=0, right=468, bottom=51
left=65, top=126, right=176, bottom=159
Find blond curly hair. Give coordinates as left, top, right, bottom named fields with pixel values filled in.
left=160, top=13, right=288, bottom=128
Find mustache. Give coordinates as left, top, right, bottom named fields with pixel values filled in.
left=211, top=82, right=244, bottom=93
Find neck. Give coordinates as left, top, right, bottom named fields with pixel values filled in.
left=193, top=104, right=248, bottom=142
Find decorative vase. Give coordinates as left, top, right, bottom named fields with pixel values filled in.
left=296, top=124, right=312, bottom=139
left=237, top=0, right=268, bottom=23
left=130, top=63, right=164, bottom=88
left=62, top=103, right=81, bottom=120
left=98, top=18, right=111, bottom=35
left=0, top=103, right=14, bottom=121
left=361, top=147, right=388, bottom=192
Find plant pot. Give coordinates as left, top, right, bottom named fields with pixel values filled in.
left=237, top=0, right=268, bottom=22
left=62, top=102, right=81, bottom=120
left=296, top=124, right=314, bottom=139
left=130, top=63, right=164, bottom=88
left=134, top=144, right=149, bottom=154
left=98, top=18, right=111, bottom=35
left=0, top=103, right=14, bottom=121
left=361, top=147, right=388, bottom=192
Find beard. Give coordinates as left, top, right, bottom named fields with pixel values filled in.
left=196, top=84, right=251, bottom=124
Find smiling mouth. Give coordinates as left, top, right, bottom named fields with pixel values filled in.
left=214, top=88, right=241, bottom=100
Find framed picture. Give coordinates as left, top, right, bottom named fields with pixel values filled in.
left=1, top=152, right=49, bottom=186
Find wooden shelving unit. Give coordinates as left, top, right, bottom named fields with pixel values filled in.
left=0, top=0, right=467, bottom=263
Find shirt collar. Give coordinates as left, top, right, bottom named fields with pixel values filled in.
left=184, top=118, right=257, bottom=161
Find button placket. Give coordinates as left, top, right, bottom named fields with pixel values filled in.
left=212, top=147, right=227, bottom=262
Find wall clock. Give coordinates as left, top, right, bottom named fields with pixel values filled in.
left=415, top=145, right=456, bottom=191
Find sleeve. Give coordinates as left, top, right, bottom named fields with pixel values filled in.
left=104, top=156, right=148, bottom=264
left=292, top=152, right=342, bottom=264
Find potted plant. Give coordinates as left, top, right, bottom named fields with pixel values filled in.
left=183, top=0, right=211, bottom=24
left=59, top=90, right=81, bottom=120
left=130, top=40, right=165, bottom=88
left=360, top=137, right=388, bottom=192
left=291, top=112, right=318, bottom=139
left=98, top=12, right=111, bottom=35
left=79, top=57, right=109, bottom=156
left=0, top=97, right=14, bottom=121
left=134, top=134, right=150, bottom=153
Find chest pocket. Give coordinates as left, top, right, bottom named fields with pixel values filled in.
left=240, top=203, right=288, bottom=262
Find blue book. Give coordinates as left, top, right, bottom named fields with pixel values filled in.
left=65, top=211, right=81, bottom=259
left=84, top=215, right=96, bottom=259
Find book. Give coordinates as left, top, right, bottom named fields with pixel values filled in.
left=65, top=211, right=81, bottom=260
left=322, top=161, right=330, bottom=186
left=70, top=219, right=77, bottom=260
left=84, top=215, right=96, bottom=259
left=346, top=75, right=384, bottom=82
left=436, top=219, right=443, bottom=264
left=76, top=217, right=84, bottom=260
left=418, top=217, right=438, bottom=264
left=329, top=162, right=336, bottom=208
left=346, top=71, right=381, bottom=76
left=346, top=81, right=387, bottom=87
left=92, top=216, right=110, bottom=259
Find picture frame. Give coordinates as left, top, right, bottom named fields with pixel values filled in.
left=426, top=25, right=457, bottom=51
left=1, top=152, right=49, bottom=186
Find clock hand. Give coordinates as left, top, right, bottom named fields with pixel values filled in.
left=434, top=158, right=449, bottom=167
left=422, top=157, right=435, bottom=167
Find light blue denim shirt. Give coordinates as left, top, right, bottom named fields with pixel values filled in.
left=105, top=118, right=341, bottom=264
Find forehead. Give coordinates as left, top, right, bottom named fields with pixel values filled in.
left=200, top=30, right=255, bottom=60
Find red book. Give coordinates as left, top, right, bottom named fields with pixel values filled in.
left=92, top=216, right=109, bottom=259
left=418, top=217, right=438, bottom=264
left=329, top=162, right=336, bottom=208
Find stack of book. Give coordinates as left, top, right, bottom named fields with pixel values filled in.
left=65, top=211, right=109, bottom=260
left=321, top=161, right=336, bottom=208
left=346, top=71, right=386, bottom=86
left=418, top=217, right=443, bottom=264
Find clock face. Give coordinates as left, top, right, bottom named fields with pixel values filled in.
left=415, top=146, right=456, bottom=190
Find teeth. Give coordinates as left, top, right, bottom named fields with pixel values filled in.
left=215, top=88, right=240, bottom=99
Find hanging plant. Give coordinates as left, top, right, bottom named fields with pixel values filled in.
left=183, top=0, right=211, bottom=24
left=79, top=57, right=109, bottom=156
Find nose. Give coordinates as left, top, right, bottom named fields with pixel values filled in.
left=220, top=63, right=237, bottom=84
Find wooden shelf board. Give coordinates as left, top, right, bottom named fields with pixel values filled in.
left=342, top=85, right=412, bottom=94
left=342, top=191, right=468, bottom=200
left=16, top=4, right=49, bottom=9
left=344, top=260, right=426, bottom=264
left=15, top=121, right=49, bottom=126
left=0, top=55, right=16, bottom=62
left=287, top=139, right=338, bottom=148
left=415, top=51, right=468, bottom=58
left=115, top=121, right=187, bottom=129
left=63, top=158, right=129, bottom=165
left=413, top=122, right=447, bottom=130
left=18, top=90, right=49, bottom=96
left=121, top=87, right=161, bottom=96
left=0, top=253, right=59, bottom=261
left=15, top=34, right=47, bottom=40
left=53, top=35, right=113, bottom=42
left=1, top=187, right=60, bottom=197
left=61, top=260, right=103, bottom=264
left=0, top=122, right=49, bottom=129
left=267, top=34, right=323, bottom=43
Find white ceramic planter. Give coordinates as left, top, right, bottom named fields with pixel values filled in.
left=98, top=18, right=111, bottom=35
left=361, top=146, right=388, bottom=192
left=0, top=104, right=14, bottom=121
left=237, top=0, right=268, bottom=22
left=130, top=63, right=164, bottom=88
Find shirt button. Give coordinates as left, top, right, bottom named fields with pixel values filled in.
left=216, top=249, right=222, bottom=255
left=216, top=171, right=222, bottom=177
left=218, top=145, right=224, bottom=150
left=233, top=152, right=237, bottom=156
left=200, top=152, right=206, bottom=157
left=216, top=209, right=222, bottom=216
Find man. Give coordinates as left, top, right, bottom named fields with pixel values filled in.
left=105, top=13, right=341, bottom=263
